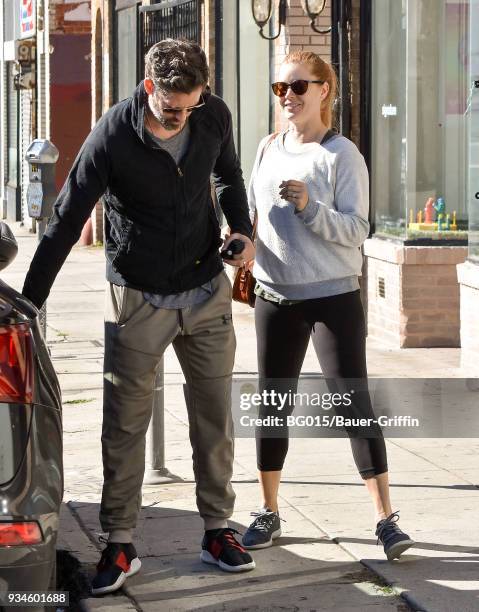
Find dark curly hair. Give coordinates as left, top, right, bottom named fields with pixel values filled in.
left=144, top=39, right=209, bottom=93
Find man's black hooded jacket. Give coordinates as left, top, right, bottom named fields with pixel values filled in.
left=22, top=82, right=253, bottom=309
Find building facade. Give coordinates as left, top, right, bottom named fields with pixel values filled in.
left=1, top=0, right=92, bottom=234
left=365, top=0, right=467, bottom=350
left=8, top=0, right=469, bottom=364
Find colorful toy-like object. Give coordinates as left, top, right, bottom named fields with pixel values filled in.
left=424, top=197, right=435, bottom=223
left=408, top=197, right=457, bottom=232
left=433, top=197, right=446, bottom=219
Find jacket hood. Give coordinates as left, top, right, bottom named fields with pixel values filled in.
left=130, top=81, right=147, bottom=141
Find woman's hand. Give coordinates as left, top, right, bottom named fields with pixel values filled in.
left=279, top=180, right=309, bottom=212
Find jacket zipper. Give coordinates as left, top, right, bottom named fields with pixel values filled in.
left=176, top=164, right=185, bottom=290
left=150, top=147, right=184, bottom=287
left=144, top=127, right=187, bottom=289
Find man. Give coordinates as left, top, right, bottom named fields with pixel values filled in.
left=22, top=39, right=255, bottom=595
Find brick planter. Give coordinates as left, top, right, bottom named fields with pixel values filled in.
left=457, top=261, right=479, bottom=374
left=364, top=238, right=468, bottom=348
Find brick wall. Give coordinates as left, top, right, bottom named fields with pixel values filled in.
left=204, top=0, right=216, bottom=92
left=366, top=257, right=401, bottom=346
left=400, top=262, right=462, bottom=348
left=273, top=0, right=332, bottom=131
left=349, top=0, right=360, bottom=147
left=50, top=0, right=92, bottom=34
left=365, top=238, right=468, bottom=348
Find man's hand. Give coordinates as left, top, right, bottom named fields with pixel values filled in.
left=222, top=233, right=255, bottom=268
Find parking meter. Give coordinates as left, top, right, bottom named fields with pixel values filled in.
left=25, top=140, right=59, bottom=220
left=25, top=140, right=59, bottom=340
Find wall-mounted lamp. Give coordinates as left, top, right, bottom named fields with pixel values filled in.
left=251, top=0, right=331, bottom=39
left=301, top=0, right=331, bottom=34
left=251, top=0, right=287, bottom=40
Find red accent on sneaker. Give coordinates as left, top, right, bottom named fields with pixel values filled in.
left=116, top=551, right=131, bottom=573
left=224, top=532, right=246, bottom=552
left=209, top=539, right=223, bottom=559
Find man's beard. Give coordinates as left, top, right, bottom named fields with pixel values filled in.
left=148, top=98, right=183, bottom=132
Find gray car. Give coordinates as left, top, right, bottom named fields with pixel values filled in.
left=0, top=222, right=63, bottom=609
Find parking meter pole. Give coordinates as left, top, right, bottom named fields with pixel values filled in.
left=150, top=361, right=165, bottom=468
left=25, top=140, right=59, bottom=341
left=144, top=358, right=180, bottom=485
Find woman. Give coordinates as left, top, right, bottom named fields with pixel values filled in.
left=242, top=51, right=414, bottom=561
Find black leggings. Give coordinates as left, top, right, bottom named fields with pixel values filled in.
left=254, top=290, right=388, bottom=479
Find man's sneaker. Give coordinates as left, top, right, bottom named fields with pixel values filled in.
left=242, top=508, right=282, bottom=549
left=200, top=528, right=255, bottom=572
left=91, top=541, right=141, bottom=595
left=375, top=511, right=415, bottom=561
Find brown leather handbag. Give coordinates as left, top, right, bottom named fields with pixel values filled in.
left=232, top=214, right=258, bottom=307
left=232, top=133, right=277, bottom=308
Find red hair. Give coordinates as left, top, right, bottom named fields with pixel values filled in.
left=282, top=51, right=338, bottom=128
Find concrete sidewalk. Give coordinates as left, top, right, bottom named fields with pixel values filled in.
left=4, top=224, right=479, bottom=612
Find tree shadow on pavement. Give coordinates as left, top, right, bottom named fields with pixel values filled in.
left=280, top=479, right=479, bottom=491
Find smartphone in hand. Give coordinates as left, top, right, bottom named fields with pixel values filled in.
left=220, top=239, right=245, bottom=260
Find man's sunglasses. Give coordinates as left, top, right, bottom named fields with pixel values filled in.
left=162, top=94, right=206, bottom=114
left=271, top=80, right=324, bottom=97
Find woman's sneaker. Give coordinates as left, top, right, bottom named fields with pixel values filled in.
left=200, top=528, right=255, bottom=572
left=242, top=507, right=282, bottom=549
left=375, top=511, right=415, bottom=561
left=91, top=541, right=141, bottom=595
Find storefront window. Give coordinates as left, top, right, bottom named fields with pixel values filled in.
left=372, top=0, right=469, bottom=244
left=468, top=0, right=479, bottom=260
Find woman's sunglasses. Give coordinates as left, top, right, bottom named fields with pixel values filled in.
left=271, top=79, right=324, bottom=97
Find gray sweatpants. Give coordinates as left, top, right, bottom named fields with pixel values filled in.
left=99, top=271, right=236, bottom=533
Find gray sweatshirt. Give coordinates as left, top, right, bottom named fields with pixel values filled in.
left=248, top=131, right=370, bottom=300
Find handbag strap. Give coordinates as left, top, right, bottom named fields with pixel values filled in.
left=259, top=132, right=278, bottom=166
left=252, top=132, right=278, bottom=240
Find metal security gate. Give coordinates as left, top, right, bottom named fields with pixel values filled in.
left=20, top=89, right=34, bottom=228
left=138, top=0, right=201, bottom=78
left=6, top=65, right=20, bottom=221
left=331, top=0, right=352, bottom=139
